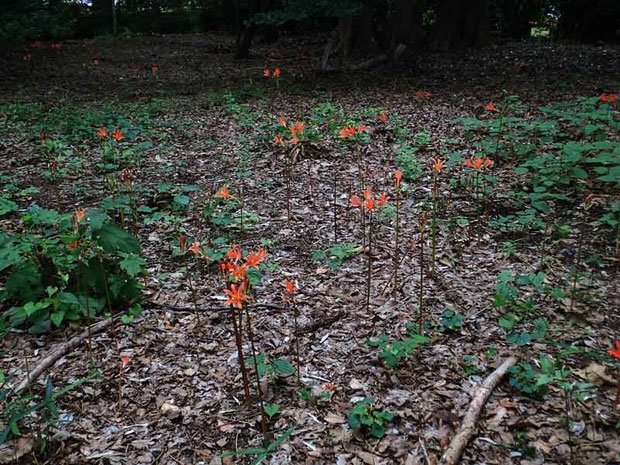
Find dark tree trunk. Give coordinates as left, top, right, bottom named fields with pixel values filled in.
left=92, top=0, right=114, bottom=35
left=235, top=0, right=260, bottom=59
left=338, top=1, right=375, bottom=57
left=393, top=0, right=423, bottom=46
left=434, top=0, right=489, bottom=51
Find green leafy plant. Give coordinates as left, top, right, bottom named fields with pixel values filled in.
left=348, top=398, right=394, bottom=438
left=221, top=428, right=295, bottom=465
left=368, top=329, right=430, bottom=368
left=312, top=243, right=362, bottom=270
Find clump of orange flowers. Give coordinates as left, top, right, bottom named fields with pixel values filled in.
left=350, top=188, right=388, bottom=211
left=485, top=102, right=498, bottom=112
left=340, top=124, right=366, bottom=139
left=263, top=67, right=280, bottom=78
left=416, top=90, right=431, bottom=99
left=600, top=93, right=618, bottom=104
left=464, top=156, right=493, bottom=170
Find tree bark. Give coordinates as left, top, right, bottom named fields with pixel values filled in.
left=235, top=0, right=260, bottom=59
left=434, top=0, right=490, bottom=51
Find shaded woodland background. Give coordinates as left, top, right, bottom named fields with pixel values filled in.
left=2, top=0, right=619, bottom=61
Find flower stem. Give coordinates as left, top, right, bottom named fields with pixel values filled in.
left=430, top=173, right=439, bottom=279
left=418, top=226, right=425, bottom=334
left=366, top=213, right=373, bottom=313
left=569, top=223, right=585, bottom=313
left=393, top=189, right=400, bottom=300
left=229, top=306, right=251, bottom=404
left=245, top=306, right=269, bottom=445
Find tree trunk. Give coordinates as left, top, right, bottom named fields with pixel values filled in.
left=235, top=0, right=260, bottom=59
left=394, top=0, right=423, bottom=46
left=92, top=0, right=114, bottom=35
left=434, top=0, right=489, bottom=51
left=338, top=1, right=374, bottom=57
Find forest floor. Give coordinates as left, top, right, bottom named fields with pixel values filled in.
left=1, top=33, right=620, bottom=465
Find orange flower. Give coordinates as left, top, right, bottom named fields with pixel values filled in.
left=232, top=263, right=249, bottom=282
left=189, top=242, right=201, bottom=255
left=278, top=116, right=287, bottom=127
left=223, top=284, right=248, bottom=309
left=600, top=93, right=617, bottom=103
left=378, top=193, right=388, bottom=208
left=464, top=157, right=485, bottom=170
left=416, top=90, right=423, bottom=98
left=263, top=69, right=270, bottom=77
left=339, top=125, right=356, bottom=138
left=394, top=170, right=403, bottom=187
left=151, top=64, right=159, bottom=72
left=485, top=102, right=498, bottom=112
left=120, top=354, right=131, bottom=372
left=609, top=341, right=620, bottom=359
left=219, top=260, right=234, bottom=275
left=68, top=240, right=79, bottom=251
left=291, top=135, right=299, bottom=144
left=380, top=111, right=388, bottom=122
left=273, top=135, right=284, bottom=145
left=226, top=245, right=242, bottom=262
left=273, top=67, right=281, bottom=78
left=179, top=234, right=187, bottom=250
left=112, top=128, right=123, bottom=141
left=324, top=382, right=336, bottom=391
left=215, top=185, right=233, bottom=199
left=424, top=91, right=431, bottom=99
left=363, top=189, right=372, bottom=201
left=290, top=122, right=304, bottom=136
left=96, top=127, right=108, bottom=139
left=284, top=278, right=296, bottom=295
left=350, top=195, right=363, bottom=207
left=483, top=157, right=493, bottom=167
left=246, top=248, right=267, bottom=268
left=75, top=208, right=86, bottom=223
left=431, top=158, right=444, bottom=173
left=357, top=125, right=366, bottom=133
left=365, top=198, right=375, bottom=211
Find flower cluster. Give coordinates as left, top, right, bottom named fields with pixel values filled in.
left=274, top=118, right=304, bottom=145
left=485, top=102, right=498, bottom=112
left=350, top=189, right=388, bottom=211
left=263, top=67, right=281, bottom=78
left=219, top=246, right=268, bottom=308
left=96, top=127, right=123, bottom=141
left=599, top=93, right=618, bottom=103
left=416, top=90, right=431, bottom=99
left=464, top=156, right=493, bottom=170
left=339, top=124, right=366, bottom=138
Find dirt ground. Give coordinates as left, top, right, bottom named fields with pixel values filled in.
left=1, top=33, right=619, bottom=465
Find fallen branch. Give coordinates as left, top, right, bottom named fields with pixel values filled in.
left=12, top=318, right=116, bottom=396
left=441, top=356, right=518, bottom=465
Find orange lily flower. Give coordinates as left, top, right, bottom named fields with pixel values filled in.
left=424, top=91, right=431, bottom=99
left=179, top=234, right=187, bottom=250
left=465, top=157, right=486, bottom=170
left=291, top=135, right=299, bottom=144
left=112, top=128, right=123, bottom=141
left=273, top=135, right=284, bottom=145
left=378, top=193, right=388, bottom=208
left=284, top=278, right=296, bottom=295
left=416, top=90, right=423, bottom=98
left=263, top=69, right=270, bottom=77
left=350, top=195, right=363, bottom=207
left=273, top=67, right=281, bottom=78
left=609, top=341, right=620, bottom=359
left=75, top=208, right=86, bottom=223
left=219, top=260, right=235, bottom=275
left=365, top=198, right=375, bottom=211
left=609, top=94, right=618, bottom=103
left=226, top=245, right=242, bottom=262
left=394, top=170, right=403, bottom=187
left=151, top=64, right=159, bottom=72
left=357, top=125, right=366, bottom=133
left=68, top=240, right=79, bottom=251
left=96, top=127, right=108, bottom=139
left=290, top=122, right=304, bottom=136
left=246, top=248, right=267, bottom=268
left=431, top=158, right=445, bottom=173
left=363, top=189, right=372, bottom=201
left=380, top=111, right=388, bottom=122
left=483, top=157, right=493, bottom=167
left=339, top=125, right=356, bottom=138
left=120, top=354, right=131, bottom=372
left=189, top=242, right=201, bottom=255
left=485, top=102, right=498, bottom=112
left=232, top=264, right=249, bottom=282
left=278, top=116, right=287, bottom=127
left=324, top=382, right=336, bottom=391
left=223, top=284, right=248, bottom=309
left=215, top=185, right=233, bottom=199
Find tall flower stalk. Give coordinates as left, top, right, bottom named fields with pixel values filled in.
left=350, top=189, right=388, bottom=312
left=283, top=279, right=300, bottom=384
left=430, top=159, right=444, bottom=279
left=393, top=170, right=402, bottom=299
left=569, top=194, right=594, bottom=313
left=418, top=211, right=429, bottom=333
